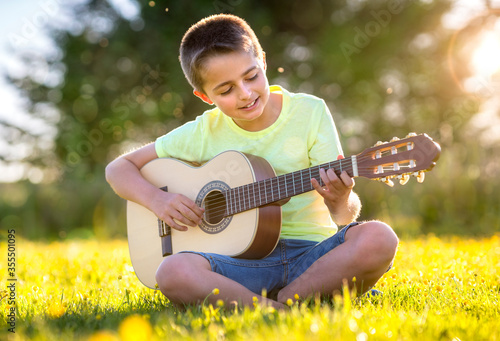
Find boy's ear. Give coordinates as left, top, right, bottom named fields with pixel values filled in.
left=262, top=52, right=267, bottom=71
left=193, top=90, right=214, bottom=105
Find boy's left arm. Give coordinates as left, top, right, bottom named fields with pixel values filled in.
left=311, top=156, right=361, bottom=226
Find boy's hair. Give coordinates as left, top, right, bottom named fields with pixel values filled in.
left=179, top=14, right=264, bottom=93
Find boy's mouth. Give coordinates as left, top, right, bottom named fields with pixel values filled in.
left=240, top=98, right=258, bottom=109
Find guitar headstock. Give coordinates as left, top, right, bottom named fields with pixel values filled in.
left=355, top=133, right=441, bottom=186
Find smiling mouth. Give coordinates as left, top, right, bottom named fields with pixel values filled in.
left=240, top=98, right=258, bottom=109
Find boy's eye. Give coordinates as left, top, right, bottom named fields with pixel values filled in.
left=247, top=73, right=258, bottom=81
left=220, top=87, right=232, bottom=95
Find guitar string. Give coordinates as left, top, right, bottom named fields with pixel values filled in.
left=198, top=154, right=418, bottom=218
left=208, top=143, right=426, bottom=216
left=199, top=154, right=420, bottom=217
left=200, top=163, right=353, bottom=217
left=202, top=161, right=418, bottom=217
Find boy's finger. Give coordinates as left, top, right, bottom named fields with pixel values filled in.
left=340, top=171, right=355, bottom=189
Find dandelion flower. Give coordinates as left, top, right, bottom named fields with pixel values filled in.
left=294, top=293, right=300, bottom=300
left=47, top=302, right=66, bottom=319
left=118, top=315, right=153, bottom=341
left=88, top=330, right=118, bottom=341
left=286, top=298, right=293, bottom=306
left=212, top=288, right=220, bottom=295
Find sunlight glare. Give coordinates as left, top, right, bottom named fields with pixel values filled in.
left=471, top=31, right=500, bottom=77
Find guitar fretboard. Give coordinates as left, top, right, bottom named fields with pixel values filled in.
left=224, top=156, right=357, bottom=216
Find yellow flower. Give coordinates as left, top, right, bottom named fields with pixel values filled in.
left=216, top=299, right=224, bottom=307
left=253, top=296, right=259, bottom=303
left=118, top=315, right=153, bottom=341
left=266, top=306, right=276, bottom=313
left=294, top=294, right=300, bottom=300
left=212, top=288, right=220, bottom=295
left=88, top=330, right=118, bottom=341
left=47, top=302, right=66, bottom=319
left=286, top=298, right=293, bottom=306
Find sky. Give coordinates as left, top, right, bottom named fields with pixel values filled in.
left=0, top=0, right=138, bottom=128
left=0, top=0, right=61, bottom=182
left=0, top=1, right=43, bottom=126
left=0, top=0, right=139, bottom=182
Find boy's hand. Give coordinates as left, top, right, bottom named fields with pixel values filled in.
left=311, top=155, right=359, bottom=225
left=149, top=190, right=205, bottom=232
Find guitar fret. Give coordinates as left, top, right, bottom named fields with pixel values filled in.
left=264, top=179, right=268, bottom=205
left=242, top=185, right=246, bottom=212
left=301, top=170, right=304, bottom=193
left=314, top=166, right=323, bottom=187
left=285, top=175, right=288, bottom=197
left=240, top=185, right=245, bottom=212
left=233, top=188, right=237, bottom=214
left=276, top=177, right=280, bottom=200
left=252, top=183, right=256, bottom=209
left=270, top=178, right=274, bottom=202
left=232, top=188, right=236, bottom=214
left=247, top=184, right=251, bottom=210
left=238, top=186, right=242, bottom=213
left=244, top=184, right=249, bottom=211
left=258, top=181, right=261, bottom=206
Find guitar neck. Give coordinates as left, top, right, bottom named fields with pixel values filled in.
left=225, top=156, right=358, bottom=216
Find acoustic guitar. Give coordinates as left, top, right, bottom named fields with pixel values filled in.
left=127, top=133, right=440, bottom=288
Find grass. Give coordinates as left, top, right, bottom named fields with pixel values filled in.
left=1, top=235, right=499, bottom=340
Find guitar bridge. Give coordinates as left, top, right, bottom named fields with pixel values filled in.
left=158, top=186, right=172, bottom=257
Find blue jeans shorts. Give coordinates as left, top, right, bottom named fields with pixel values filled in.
left=181, top=222, right=360, bottom=296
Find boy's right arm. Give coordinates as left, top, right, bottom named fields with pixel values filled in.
left=105, top=143, right=204, bottom=231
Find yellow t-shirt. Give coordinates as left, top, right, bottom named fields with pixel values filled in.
left=155, top=85, right=343, bottom=242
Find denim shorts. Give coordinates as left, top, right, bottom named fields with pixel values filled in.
left=181, top=222, right=360, bottom=296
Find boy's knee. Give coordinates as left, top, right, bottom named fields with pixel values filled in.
left=351, top=221, right=399, bottom=262
left=155, top=254, right=193, bottom=293
left=368, top=221, right=398, bottom=252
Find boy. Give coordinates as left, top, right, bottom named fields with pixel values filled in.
left=105, top=14, right=398, bottom=309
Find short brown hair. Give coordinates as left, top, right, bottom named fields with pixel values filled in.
left=179, top=14, right=264, bottom=93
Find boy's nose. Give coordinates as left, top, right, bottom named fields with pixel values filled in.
left=239, top=84, right=252, bottom=99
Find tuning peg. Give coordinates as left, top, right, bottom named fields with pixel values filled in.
left=416, top=171, right=425, bottom=183
left=413, top=171, right=425, bottom=183
left=380, top=177, right=394, bottom=187
left=398, top=174, right=410, bottom=185
left=406, top=132, right=417, bottom=138
left=390, top=137, right=400, bottom=142
left=375, top=141, right=384, bottom=146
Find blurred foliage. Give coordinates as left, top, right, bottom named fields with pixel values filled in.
left=1, top=0, right=499, bottom=239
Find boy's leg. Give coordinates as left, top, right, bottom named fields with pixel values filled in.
left=155, top=253, right=285, bottom=308
left=277, top=221, right=398, bottom=303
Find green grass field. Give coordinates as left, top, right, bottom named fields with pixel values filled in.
left=1, top=235, right=499, bottom=340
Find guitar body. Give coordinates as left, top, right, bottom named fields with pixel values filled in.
left=127, top=150, right=282, bottom=289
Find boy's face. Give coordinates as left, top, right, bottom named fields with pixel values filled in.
left=195, top=51, right=279, bottom=132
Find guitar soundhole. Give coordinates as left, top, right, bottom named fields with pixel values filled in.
left=204, top=190, right=226, bottom=225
